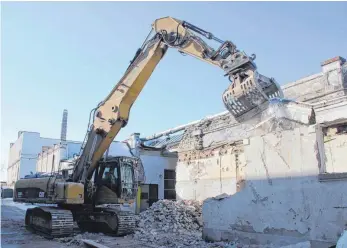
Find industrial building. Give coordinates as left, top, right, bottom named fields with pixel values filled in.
left=6, top=131, right=71, bottom=187
left=6, top=109, right=78, bottom=185
left=35, top=141, right=82, bottom=174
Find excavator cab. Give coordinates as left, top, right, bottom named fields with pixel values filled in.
left=93, top=156, right=138, bottom=205
left=74, top=156, right=139, bottom=235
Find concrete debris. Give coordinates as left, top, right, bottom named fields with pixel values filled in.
left=82, top=239, right=110, bottom=248
left=135, top=199, right=203, bottom=232
left=279, top=241, right=311, bottom=248
left=211, top=193, right=230, bottom=201
left=56, top=233, right=106, bottom=247
left=133, top=199, right=217, bottom=247
left=132, top=199, right=270, bottom=248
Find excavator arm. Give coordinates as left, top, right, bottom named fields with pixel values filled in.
left=72, top=16, right=283, bottom=183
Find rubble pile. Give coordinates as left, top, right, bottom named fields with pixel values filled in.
left=136, top=199, right=203, bottom=233
left=133, top=199, right=234, bottom=248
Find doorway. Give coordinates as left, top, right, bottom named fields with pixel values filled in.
left=140, top=184, right=158, bottom=212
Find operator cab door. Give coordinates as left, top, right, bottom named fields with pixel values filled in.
left=95, top=160, right=121, bottom=204
left=94, top=157, right=137, bottom=205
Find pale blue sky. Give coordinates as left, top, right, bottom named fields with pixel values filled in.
left=1, top=2, right=347, bottom=180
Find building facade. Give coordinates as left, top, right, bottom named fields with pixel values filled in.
left=6, top=132, right=61, bottom=187
left=6, top=131, right=84, bottom=187
left=36, top=141, right=82, bottom=174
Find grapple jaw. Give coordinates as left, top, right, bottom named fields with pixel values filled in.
left=223, top=69, right=283, bottom=120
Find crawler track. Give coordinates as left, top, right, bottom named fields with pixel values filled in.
left=25, top=207, right=74, bottom=239
left=25, top=206, right=135, bottom=238
left=76, top=208, right=136, bottom=236
left=106, top=208, right=136, bottom=235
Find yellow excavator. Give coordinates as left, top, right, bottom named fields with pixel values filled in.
left=13, top=16, right=283, bottom=238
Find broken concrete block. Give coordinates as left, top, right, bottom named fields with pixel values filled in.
left=280, top=241, right=311, bottom=248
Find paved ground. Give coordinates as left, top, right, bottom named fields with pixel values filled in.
left=0, top=200, right=151, bottom=248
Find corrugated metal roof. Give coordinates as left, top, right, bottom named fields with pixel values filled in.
left=144, top=133, right=184, bottom=148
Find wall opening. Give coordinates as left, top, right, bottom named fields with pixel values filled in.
left=322, top=122, right=347, bottom=174
left=164, top=169, right=176, bottom=200
left=51, top=155, right=55, bottom=173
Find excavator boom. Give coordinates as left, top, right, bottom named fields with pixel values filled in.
left=72, top=16, right=283, bottom=183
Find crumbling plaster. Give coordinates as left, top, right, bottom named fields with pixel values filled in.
left=176, top=152, right=240, bottom=201
left=202, top=126, right=347, bottom=246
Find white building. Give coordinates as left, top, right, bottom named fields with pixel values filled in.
left=6, top=130, right=85, bottom=187
left=36, top=141, right=82, bottom=174
left=7, top=132, right=60, bottom=187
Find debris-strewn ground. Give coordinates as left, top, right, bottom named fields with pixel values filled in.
left=1, top=199, right=144, bottom=248
left=55, top=233, right=105, bottom=247
left=1, top=200, right=68, bottom=248
left=2, top=198, right=324, bottom=248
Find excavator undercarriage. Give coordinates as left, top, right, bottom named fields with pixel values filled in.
left=75, top=207, right=136, bottom=236
left=24, top=205, right=136, bottom=239
left=16, top=157, right=139, bottom=238
left=25, top=207, right=74, bottom=239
